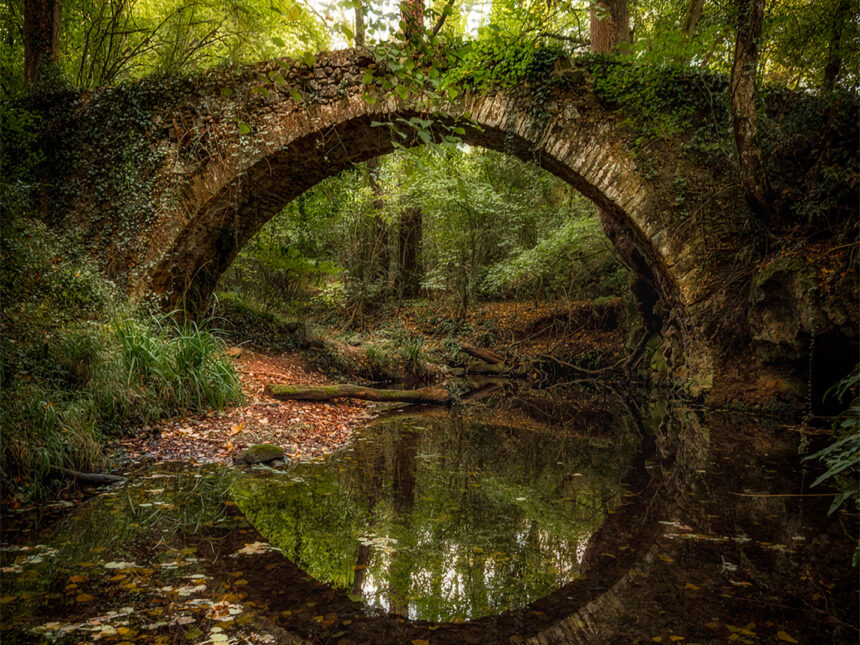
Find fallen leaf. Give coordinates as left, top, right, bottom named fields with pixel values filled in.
left=776, top=631, right=799, bottom=643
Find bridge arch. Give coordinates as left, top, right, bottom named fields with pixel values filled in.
left=65, top=49, right=755, bottom=392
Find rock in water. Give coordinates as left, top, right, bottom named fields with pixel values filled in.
left=234, top=444, right=285, bottom=465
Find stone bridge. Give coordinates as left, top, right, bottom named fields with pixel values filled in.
left=45, top=48, right=854, bottom=401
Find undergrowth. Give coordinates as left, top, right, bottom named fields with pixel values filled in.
left=0, top=203, right=243, bottom=501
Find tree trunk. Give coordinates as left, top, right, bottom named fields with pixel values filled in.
left=24, top=0, right=61, bottom=83
left=267, top=384, right=451, bottom=405
left=354, top=0, right=365, bottom=47
left=366, top=158, right=389, bottom=287
left=822, top=0, right=851, bottom=92
left=682, top=0, right=705, bottom=36
left=589, top=0, right=630, bottom=54
left=398, top=206, right=422, bottom=298
left=730, top=0, right=778, bottom=227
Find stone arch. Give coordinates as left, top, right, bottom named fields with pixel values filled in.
left=135, top=52, right=715, bottom=322
left=65, top=49, right=753, bottom=391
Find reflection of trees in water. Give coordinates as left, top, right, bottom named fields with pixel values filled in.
left=233, top=407, right=640, bottom=621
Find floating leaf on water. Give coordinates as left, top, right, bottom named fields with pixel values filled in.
left=776, top=631, right=799, bottom=643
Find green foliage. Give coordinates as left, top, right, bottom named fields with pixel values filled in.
left=586, top=54, right=730, bottom=153
left=0, top=106, right=45, bottom=184
left=2, top=0, right=329, bottom=94
left=0, top=206, right=243, bottom=499
left=804, top=365, right=860, bottom=564
left=219, top=145, right=627, bottom=321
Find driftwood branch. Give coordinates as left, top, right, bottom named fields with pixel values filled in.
left=267, top=384, right=451, bottom=405
left=461, top=343, right=504, bottom=365
left=538, top=331, right=651, bottom=377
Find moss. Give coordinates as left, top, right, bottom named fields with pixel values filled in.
left=235, top=443, right=285, bottom=464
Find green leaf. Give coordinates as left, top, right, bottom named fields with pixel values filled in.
left=286, top=5, right=302, bottom=21
left=289, top=88, right=304, bottom=103
left=237, top=121, right=251, bottom=135
left=271, top=36, right=285, bottom=48
left=302, top=52, right=316, bottom=67
left=363, top=71, right=374, bottom=85
left=220, top=87, right=234, bottom=98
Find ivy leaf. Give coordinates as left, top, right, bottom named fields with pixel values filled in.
left=286, top=5, right=302, bottom=21
left=271, top=36, right=285, bottom=48
left=363, top=71, right=374, bottom=85
left=237, top=121, right=251, bottom=135
left=302, top=52, right=316, bottom=67
left=289, top=88, right=304, bottom=103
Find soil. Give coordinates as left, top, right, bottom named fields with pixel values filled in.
left=115, top=350, right=375, bottom=466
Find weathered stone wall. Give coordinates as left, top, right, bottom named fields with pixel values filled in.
left=40, top=48, right=856, bottom=403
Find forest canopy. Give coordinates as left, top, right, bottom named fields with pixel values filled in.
left=1, top=0, right=857, bottom=96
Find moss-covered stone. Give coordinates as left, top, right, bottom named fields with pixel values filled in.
left=234, top=443, right=285, bottom=465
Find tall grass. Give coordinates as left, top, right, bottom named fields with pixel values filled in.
left=1, top=315, right=244, bottom=499
left=0, top=210, right=244, bottom=499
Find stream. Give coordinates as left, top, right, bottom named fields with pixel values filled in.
left=1, top=385, right=857, bottom=644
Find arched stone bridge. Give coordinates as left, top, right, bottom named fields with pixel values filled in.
left=50, top=48, right=850, bottom=400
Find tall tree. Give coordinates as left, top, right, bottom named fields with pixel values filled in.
left=23, top=0, right=60, bottom=83
left=822, top=0, right=851, bottom=92
left=354, top=0, right=365, bottom=47
left=682, top=0, right=706, bottom=37
left=398, top=205, right=422, bottom=298
left=730, top=0, right=777, bottom=226
left=589, top=0, right=630, bottom=53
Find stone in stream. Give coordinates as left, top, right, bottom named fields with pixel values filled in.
left=234, top=443, right=286, bottom=465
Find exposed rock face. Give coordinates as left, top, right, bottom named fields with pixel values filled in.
left=37, top=48, right=857, bottom=405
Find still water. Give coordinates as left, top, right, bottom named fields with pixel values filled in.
left=1, top=386, right=856, bottom=644
left=233, top=403, right=640, bottom=621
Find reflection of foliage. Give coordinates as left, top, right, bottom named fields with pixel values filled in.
left=804, top=364, right=860, bottom=564
left=233, top=412, right=637, bottom=620
left=0, top=466, right=236, bottom=632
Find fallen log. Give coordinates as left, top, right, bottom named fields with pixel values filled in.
left=461, top=343, right=504, bottom=365
left=466, top=360, right=507, bottom=375
left=52, top=468, right=126, bottom=485
left=267, top=384, right=451, bottom=405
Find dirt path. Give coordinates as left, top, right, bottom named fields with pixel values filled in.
left=117, top=349, right=376, bottom=464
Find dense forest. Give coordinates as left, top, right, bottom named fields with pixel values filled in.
left=0, top=0, right=858, bottom=642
